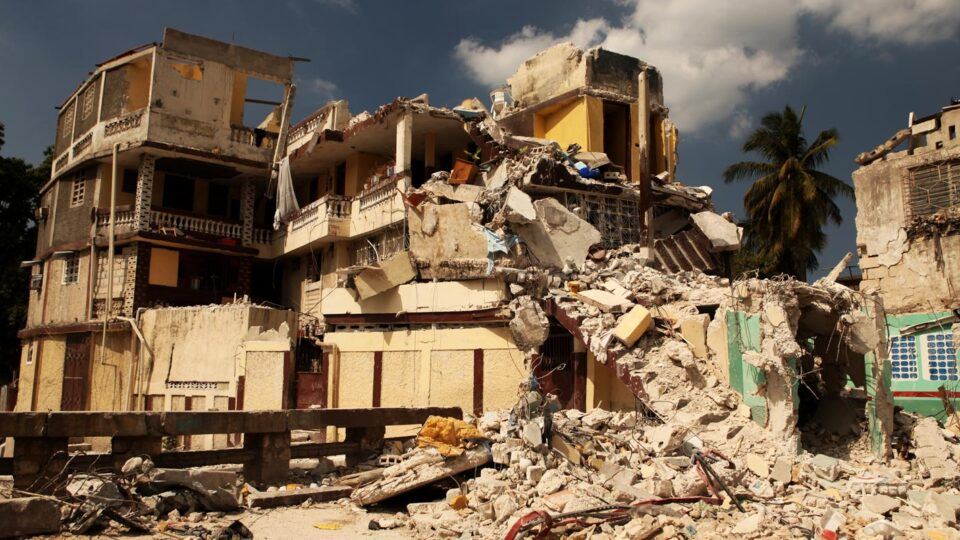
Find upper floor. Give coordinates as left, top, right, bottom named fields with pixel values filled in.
left=48, top=28, right=294, bottom=186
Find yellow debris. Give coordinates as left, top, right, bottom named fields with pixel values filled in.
left=313, top=522, right=343, bottom=531
left=417, top=415, right=485, bottom=457
left=449, top=494, right=468, bottom=510
left=612, top=305, right=653, bottom=347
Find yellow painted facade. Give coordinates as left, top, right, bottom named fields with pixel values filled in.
left=586, top=352, right=636, bottom=412
left=534, top=96, right=604, bottom=153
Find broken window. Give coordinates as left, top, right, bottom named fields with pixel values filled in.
left=122, top=169, right=138, bottom=194
left=906, top=159, right=960, bottom=219
left=890, top=335, right=919, bottom=380
left=950, top=125, right=956, bottom=141
left=550, top=191, right=643, bottom=247
left=924, top=332, right=958, bottom=382
left=70, top=173, right=87, bottom=207
left=62, top=254, right=80, bottom=284
left=101, top=56, right=152, bottom=121
left=162, top=174, right=195, bottom=212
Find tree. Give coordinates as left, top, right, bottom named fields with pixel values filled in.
left=0, top=122, right=50, bottom=383
left=723, top=106, right=853, bottom=280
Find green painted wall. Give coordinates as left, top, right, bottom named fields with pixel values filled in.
left=726, top=311, right=769, bottom=426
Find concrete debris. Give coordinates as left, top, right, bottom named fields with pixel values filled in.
left=514, top=197, right=602, bottom=270
left=0, top=497, right=62, bottom=538
left=509, top=296, right=550, bottom=353
left=353, top=251, right=417, bottom=300
left=690, top=211, right=741, bottom=251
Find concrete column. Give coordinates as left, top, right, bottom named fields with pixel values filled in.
left=243, top=432, right=291, bottom=486
left=637, top=69, right=653, bottom=259
left=133, top=154, right=156, bottom=231
left=865, top=294, right=894, bottom=460
left=395, top=112, right=413, bottom=175
left=241, top=180, right=255, bottom=246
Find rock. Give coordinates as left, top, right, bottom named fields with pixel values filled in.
left=809, top=454, right=840, bottom=481
left=121, top=456, right=144, bottom=475
left=745, top=453, right=769, bottom=478
left=690, top=211, right=740, bottom=251
left=521, top=421, right=543, bottom=447
left=0, top=497, right=61, bottom=538
left=577, top=289, right=634, bottom=314
left=504, top=187, right=537, bottom=224
left=493, top=494, right=518, bottom=522
left=748, top=479, right=774, bottom=499
left=860, top=494, right=901, bottom=515
left=510, top=297, right=550, bottom=352
left=770, top=457, right=793, bottom=484
left=679, top=314, right=710, bottom=358
left=536, top=469, right=565, bottom=496
left=924, top=492, right=960, bottom=526
left=860, top=519, right=903, bottom=537
left=732, top=511, right=764, bottom=534
left=526, top=465, right=545, bottom=484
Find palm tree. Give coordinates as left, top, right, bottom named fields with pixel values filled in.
left=724, top=106, right=853, bottom=281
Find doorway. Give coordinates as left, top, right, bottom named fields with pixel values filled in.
left=61, top=334, right=91, bottom=411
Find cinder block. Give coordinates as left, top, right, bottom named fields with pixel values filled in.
left=613, top=305, right=652, bottom=347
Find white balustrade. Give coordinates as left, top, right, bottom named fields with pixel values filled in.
left=149, top=210, right=243, bottom=239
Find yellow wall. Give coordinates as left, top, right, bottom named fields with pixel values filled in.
left=344, top=152, right=386, bottom=197
left=230, top=72, right=247, bottom=126
left=126, top=56, right=152, bottom=112
left=90, top=331, right=134, bottom=412
left=586, top=352, right=636, bottom=411
left=534, top=96, right=604, bottom=153
left=324, top=326, right=525, bottom=413
left=32, top=336, right=66, bottom=412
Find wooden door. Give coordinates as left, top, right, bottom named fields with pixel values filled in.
left=61, top=334, right=91, bottom=411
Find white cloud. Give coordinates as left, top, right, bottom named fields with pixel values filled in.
left=303, top=77, right=338, bottom=101
left=729, top=112, right=755, bottom=139
left=800, top=0, right=960, bottom=45
left=453, top=0, right=960, bottom=131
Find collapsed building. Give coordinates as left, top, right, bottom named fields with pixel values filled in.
left=9, top=31, right=736, bottom=437
left=853, top=100, right=960, bottom=419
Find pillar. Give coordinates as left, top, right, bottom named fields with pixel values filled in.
left=395, top=112, right=413, bottom=175
left=133, top=154, right=155, bottom=232
left=243, top=432, right=291, bottom=486
left=241, top=179, right=255, bottom=246
left=637, top=69, right=653, bottom=259
left=865, top=294, right=894, bottom=460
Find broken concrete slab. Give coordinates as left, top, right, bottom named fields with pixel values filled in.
left=422, top=181, right=485, bottom=204
left=515, top=197, right=601, bottom=270
left=353, top=252, right=417, bottom=300
left=679, top=314, right=710, bottom=358
left=578, top=289, right=634, bottom=314
left=247, top=486, right=352, bottom=508
left=861, top=494, right=901, bottom=515
left=352, top=447, right=490, bottom=505
left=612, top=305, right=652, bottom=347
left=504, top=187, right=537, bottom=224
left=0, top=497, right=61, bottom=538
left=690, top=211, right=740, bottom=251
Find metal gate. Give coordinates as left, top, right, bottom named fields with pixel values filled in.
left=534, top=326, right=586, bottom=410
left=61, top=334, right=91, bottom=411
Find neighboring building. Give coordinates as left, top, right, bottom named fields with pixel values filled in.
left=15, top=29, right=297, bottom=428
left=853, top=100, right=960, bottom=418
left=12, top=32, right=736, bottom=442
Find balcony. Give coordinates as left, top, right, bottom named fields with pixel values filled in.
left=94, top=207, right=245, bottom=246
left=273, top=195, right=352, bottom=255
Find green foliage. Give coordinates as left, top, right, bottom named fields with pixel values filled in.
left=724, top=106, right=854, bottom=281
left=0, top=122, right=51, bottom=382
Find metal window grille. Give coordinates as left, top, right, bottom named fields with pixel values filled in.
left=890, top=335, right=918, bottom=380
left=62, top=254, right=80, bottom=284
left=905, top=160, right=960, bottom=220
left=70, top=175, right=86, bottom=207
left=924, top=332, right=958, bottom=382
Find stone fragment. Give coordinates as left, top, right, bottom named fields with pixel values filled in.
left=493, top=494, right=518, bottom=522
left=860, top=519, right=903, bottom=537
left=924, top=492, right=960, bottom=526
left=515, top=197, right=602, bottom=269
left=733, top=511, right=764, bottom=534
left=526, top=465, right=545, bottom=484
left=504, top=187, right=537, bottom=224
left=536, top=469, right=565, bottom=496
left=509, top=297, right=550, bottom=352
left=578, top=289, right=634, bottom=313
left=809, top=454, right=840, bottom=481
left=353, top=252, right=417, bottom=300
left=612, top=305, right=652, bottom=346
left=861, top=494, right=901, bottom=515
left=770, top=457, right=793, bottom=484
left=690, top=211, right=740, bottom=251
left=521, top=421, right=543, bottom=447
left=0, top=497, right=60, bottom=538
left=745, top=453, right=769, bottom=478
left=247, top=486, right=351, bottom=508
left=679, top=314, right=710, bottom=358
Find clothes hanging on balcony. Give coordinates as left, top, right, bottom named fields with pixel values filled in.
left=273, top=156, right=300, bottom=230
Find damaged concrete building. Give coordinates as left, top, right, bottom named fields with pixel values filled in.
left=10, top=30, right=839, bottom=454
left=13, top=29, right=299, bottom=441
left=853, top=100, right=960, bottom=418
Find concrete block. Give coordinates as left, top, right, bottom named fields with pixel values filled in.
left=770, top=456, right=793, bottom=484
left=745, top=453, right=769, bottom=478
left=247, top=486, right=352, bottom=508
left=579, top=289, right=634, bottom=313
left=612, top=305, right=653, bottom=347
left=0, top=497, right=60, bottom=538
left=354, top=252, right=417, bottom=300
left=679, top=314, right=710, bottom=358
left=504, top=187, right=537, bottom=224
left=809, top=454, right=839, bottom=481
left=515, top=197, right=602, bottom=270
left=690, top=211, right=740, bottom=251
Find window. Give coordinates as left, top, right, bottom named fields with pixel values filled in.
left=950, top=125, right=956, bottom=141
left=70, top=175, right=86, bottom=207
left=161, top=174, right=195, bottom=211
left=122, top=169, right=138, bottom=194
left=924, top=332, right=958, bottom=382
left=62, top=254, right=80, bottom=284
left=906, top=160, right=960, bottom=219
left=890, top=335, right=918, bottom=380
left=207, top=183, right=229, bottom=217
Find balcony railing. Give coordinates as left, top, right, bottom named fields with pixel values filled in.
left=149, top=210, right=243, bottom=240
left=289, top=195, right=352, bottom=232
left=229, top=125, right=277, bottom=150
left=95, top=208, right=137, bottom=229
left=252, top=228, right=273, bottom=245
left=359, top=176, right=401, bottom=210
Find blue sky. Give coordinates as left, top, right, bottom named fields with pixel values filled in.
left=1, top=0, right=958, bottom=276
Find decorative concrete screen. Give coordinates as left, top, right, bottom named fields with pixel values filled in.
left=890, top=335, right=919, bottom=380
left=924, top=332, right=958, bottom=382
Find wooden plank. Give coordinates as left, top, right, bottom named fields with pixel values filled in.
left=0, top=412, right=47, bottom=437
left=288, top=407, right=462, bottom=431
